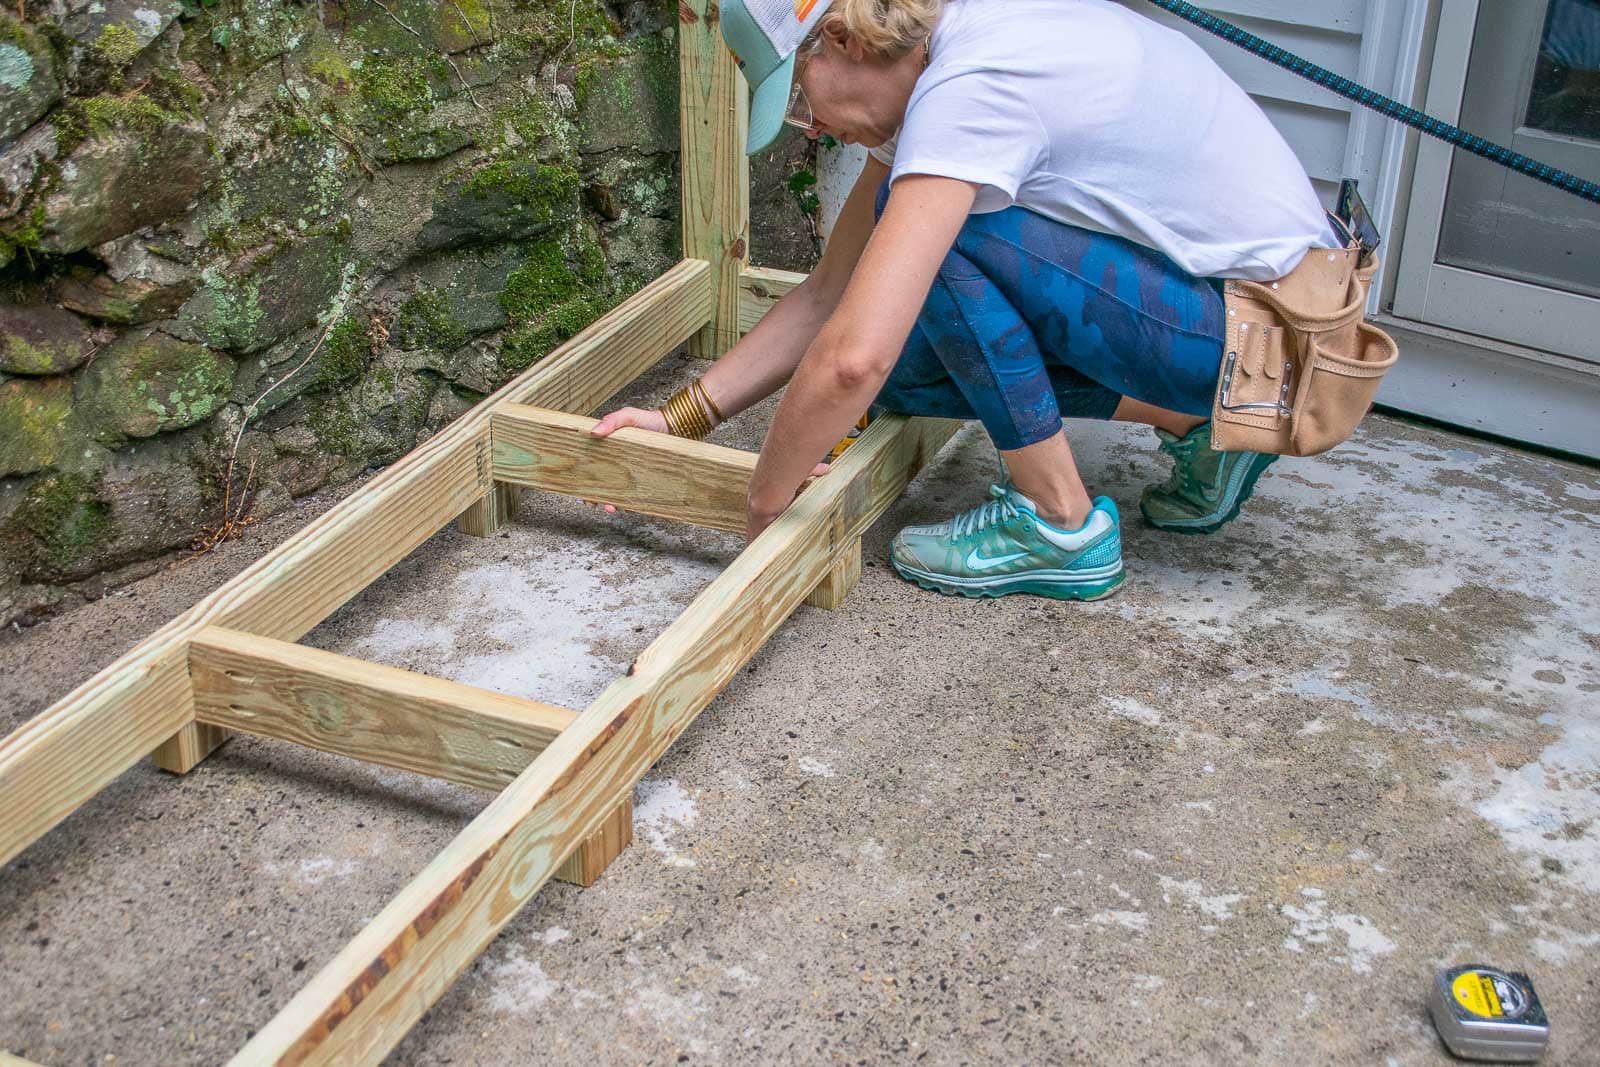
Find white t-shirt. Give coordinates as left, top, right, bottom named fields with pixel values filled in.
left=869, top=0, right=1332, bottom=280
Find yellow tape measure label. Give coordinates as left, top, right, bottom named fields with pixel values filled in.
left=1453, top=971, right=1506, bottom=1018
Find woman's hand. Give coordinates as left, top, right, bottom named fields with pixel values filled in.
left=591, top=406, right=668, bottom=438
left=584, top=407, right=669, bottom=514
left=745, top=461, right=833, bottom=541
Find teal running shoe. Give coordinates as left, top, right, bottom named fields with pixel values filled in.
left=890, top=485, right=1125, bottom=601
left=1139, top=422, right=1277, bottom=535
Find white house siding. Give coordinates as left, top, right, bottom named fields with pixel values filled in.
left=1119, top=0, right=1393, bottom=208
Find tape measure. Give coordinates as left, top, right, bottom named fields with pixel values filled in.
left=1427, top=965, right=1550, bottom=1062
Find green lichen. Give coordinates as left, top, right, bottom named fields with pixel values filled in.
left=192, top=268, right=265, bottom=351
left=395, top=288, right=466, bottom=352
left=3, top=336, right=60, bottom=376
left=353, top=54, right=435, bottom=115
left=2, top=472, right=114, bottom=576
left=443, top=0, right=492, bottom=44
left=94, top=24, right=145, bottom=67
left=304, top=38, right=354, bottom=89
left=0, top=376, right=73, bottom=475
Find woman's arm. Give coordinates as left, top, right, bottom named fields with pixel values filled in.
left=745, top=173, right=978, bottom=539
left=591, top=156, right=891, bottom=437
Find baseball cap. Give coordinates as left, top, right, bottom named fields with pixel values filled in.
left=719, top=0, right=834, bottom=154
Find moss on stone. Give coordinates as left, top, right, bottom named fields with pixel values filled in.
left=3, top=336, right=62, bottom=376
left=498, top=238, right=578, bottom=323
left=93, top=24, right=145, bottom=67
left=90, top=333, right=233, bottom=438
left=0, top=376, right=75, bottom=477
left=0, top=205, right=45, bottom=268
left=61, top=92, right=182, bottom=146
left=395, top=288, right=467, bottom=352
left=310, top=316, right=372, bottom=389
left=353, top=54, right=435, bottom=115
left=498, top=294, right=610, bottom=373
left=308, top=393, right=361, bottom=457
left=2, top=471, right=115, bottom=577
left=462, top=160, right=579, bottom=220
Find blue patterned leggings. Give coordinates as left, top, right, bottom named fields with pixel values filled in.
left=871, top=182, right=1227, bottom=451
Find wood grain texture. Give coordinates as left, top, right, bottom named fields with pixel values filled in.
left=233, top=415, right=958, bottom=1066
left=455, top=482, right=517, bottom=537
left=0, top=260, right=713, bottom=869
left=803, top=539, right=863, bottom=610
left=491, top=405, right=756, bottom=534
left=738, top=266, right=806, bottom=334
left=188, top=628, right=576, bottom=793
left=680, top=0, right=748, bottom=358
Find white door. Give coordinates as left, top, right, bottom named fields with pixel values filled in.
left=1392, top=0, right=1600, bottom=367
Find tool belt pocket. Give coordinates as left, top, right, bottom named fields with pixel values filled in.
left=1212, top=248, right=1398, bottom=457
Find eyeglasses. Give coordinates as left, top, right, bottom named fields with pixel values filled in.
left=783, top=78, right=819, bottom=133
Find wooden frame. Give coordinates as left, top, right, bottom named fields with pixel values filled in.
left=0, top=10, right=956, bottom=1065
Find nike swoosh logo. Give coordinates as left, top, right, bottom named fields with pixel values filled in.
left=965, top=547, right=1030, bottom=571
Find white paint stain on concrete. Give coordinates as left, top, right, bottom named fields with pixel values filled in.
left=542, top=926, right=571, bottom=945
left=484, top=946, right=556, bottom=1014
left=264, top=856, right=357, bottom=887
left=1102, top=695, right=1161, bottom=726
left=797, top=756, right=836, bottom=778
left=634, top=777, right=698, bottom=868
left=1461, top=712, right=1600, bottom=892
left=1090, top=910, right=1148, bottom=932
left=1159, top=876, right=1246, bottom=921
left=1281, top=888, right=1396, bottom=974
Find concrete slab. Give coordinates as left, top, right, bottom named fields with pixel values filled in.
left=2, top=354, right=1597, bottom=1064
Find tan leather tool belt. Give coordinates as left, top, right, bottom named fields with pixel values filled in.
left=1212, top=246, right=1399, bottom=457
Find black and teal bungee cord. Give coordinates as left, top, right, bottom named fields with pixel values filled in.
left=1142, top=0, right=1600, bottom=206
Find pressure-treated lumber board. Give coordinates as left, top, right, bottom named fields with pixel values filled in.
left=455, top=482, right=516, bottom=537
left=491, top=405, right=757, bottom=534
left=804, top=538, right=863, bottom=610
left=680, top=0, right=749, bottom=358
left=738, top=266, right=806, bottom=334
left=234, top=414, right=958, bottom=1065
left=0, top=260, right=713, bottom=868
left=188, top=628, right=576, bottom=793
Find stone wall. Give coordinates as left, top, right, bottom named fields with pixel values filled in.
left=0, top=0, right=688, bottom=626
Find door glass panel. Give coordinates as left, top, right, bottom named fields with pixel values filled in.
left=1437, top=0, right=1600, bottom=301
left=1527, top=0, right=1600, bottom=138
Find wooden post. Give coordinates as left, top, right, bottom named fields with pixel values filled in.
left=680, top=0, right=749, bottom=359
left=151, top=722, right=231, bottom=775
left=456, top=482, right=516, bottom=537
left=555, top=799, right=634, bottom=887
left=804, top=539, right=863, bottom=610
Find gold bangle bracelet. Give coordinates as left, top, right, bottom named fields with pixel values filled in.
left=692, top=378, right=725, bottom=424
left=660, top=385, right=711, bottom=440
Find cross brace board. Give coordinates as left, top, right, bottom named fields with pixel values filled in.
left=1, top=9, right=959, bottom=1064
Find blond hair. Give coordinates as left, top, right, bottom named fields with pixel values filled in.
left=812, top=0, right=944, bottom=59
